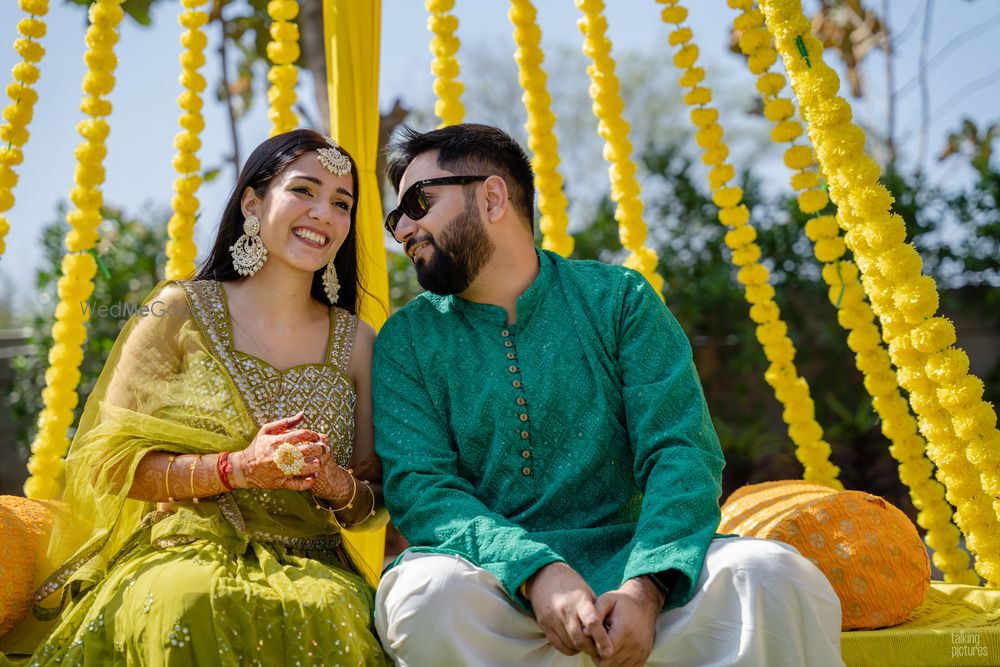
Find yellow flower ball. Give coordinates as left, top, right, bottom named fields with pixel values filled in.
left=733, top=10, right=764, bottom=32
left=952, top=403, right=997, bottom=441
left=925, top=348, right=970, bottom=386
left=695, top=123, right=723, bottom=149
left=756, top=71, right=786, bottom=97
left=846, top=326, right=880, bottom=354
left=748, top=47, right=778, bottom=74
left=894, top=275, right=940, bottom=323
left=744, top=282, right=775, bottom=305
left=749, top=300, right=779, bottom=325
left=756, top=320, right=788, bottom=347
left=266, top=40, right=300, bottom=65
left=173, top=152, right=200, bottom=174
left=660, top=6, right=688, bottom=23
left=910, top=317, right=956, bottom=355
left=179, top=10, right=209, bottom=29
left=732, top=244, right=762, bottom=267
left=684, top=86, right=712, bottom=106
left=783, top=145, right=814, bottom=170
left=805, top=215, right=838, bottom=242
left=709, top=164, right=735, bottom=190
left=673, top=44, right=699, bottom=69
left=712, top=186, right=743, bottom=209
left=179, top=112, right=205, bottom=133
left=770, top=120, right=803, bottom=143
left=764, top=97, right=795, bottom=122
left=14, top=38, right=45, bottom=63
left=719, top=204, right=749, bottom=227
left=18, top=17, right=47, bottom=39
left=13, top=62, right=40, bottom=85
left=936, top=376, right=984, bottom=413
left=814, top=237, right=846, bottom=263
left=791, top=170, right=821, bottom=192
left=267, top=0, right=300, bottom=22
left=738, top=263, right=769, bottom=287
left=678, top=66, right=705, bottom=88
left=797, top=188, right=829, bottom=214
left=728, top=0, right=754, bottom=11
left=701, top=144, right=729, bottom=166
left=877, top=244, right=923, bottom=282
left=763, top=338, right=796, bottom=365
left=738, top=28, right=771, bottom=55
left=689, top=107, right=718, bottom=127
left=669, top=27, right=692, bottom=46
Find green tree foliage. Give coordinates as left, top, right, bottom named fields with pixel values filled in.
left=7, top=206, right=168, bottom=457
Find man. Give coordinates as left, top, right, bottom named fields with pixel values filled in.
left=372, top=123, right=843, bottom=666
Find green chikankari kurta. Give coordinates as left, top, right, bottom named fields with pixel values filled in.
left=373, top=249, right=725, bottom=610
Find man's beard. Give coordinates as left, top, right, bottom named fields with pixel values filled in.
left=408, top=202, right=495, bottom=295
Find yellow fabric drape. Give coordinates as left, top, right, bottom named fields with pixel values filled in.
left=323, top=0, right=388, bottom=580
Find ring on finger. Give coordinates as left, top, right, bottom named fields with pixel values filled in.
left=274, top=443, right=306, bottom=476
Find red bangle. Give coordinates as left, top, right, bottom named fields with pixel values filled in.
left=217, top=451, right=234, bottom=491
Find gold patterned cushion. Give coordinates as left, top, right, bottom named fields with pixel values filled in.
left=0, top=496, right=57, bottom=638
left=720, top=480, right=931, bottom=630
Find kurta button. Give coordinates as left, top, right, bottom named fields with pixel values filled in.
left=521, top=450, right=531, bottom=459
left=506, top=352, right=516, bottom=360
left=520, top=430, right=529, bottom=439
left=519, top=413, right=528, bottom=422
left=502, top=329, right=510, bottom=337
left=521, top=467, right=531, bottom=476
left=508, top=365, right=518, bottom=373
left=516, top=397, right=526, bottom=405
left=504, top=341, right=513, bottom=348
left=513, top=380, right=522, bottom=388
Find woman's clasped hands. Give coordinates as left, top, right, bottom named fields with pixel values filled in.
left=229, top=411, right=331, bottom=491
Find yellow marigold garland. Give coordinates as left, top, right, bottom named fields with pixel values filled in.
left=24, top=0, right=125, bottom=500
left=0, top=0, right=49, bottom=258
left=760, top=0, right=1000, bottom=585
left=660, top=0, right=840, bottom=488
left=731, top=1, right=975, bottom=583
left=165, top=0, right=209, bottom=280
left=266, top=0, right=300, bottom=135
left=576, top=0, right=662, bottom=292
left=426, top=0, right=464, bottom=127
left=508, top=0, right=572, bottom=257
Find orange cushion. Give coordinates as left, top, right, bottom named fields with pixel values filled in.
left=0, top=496, right=56, bottom=638
left=720, top=480, right=930, bottom=630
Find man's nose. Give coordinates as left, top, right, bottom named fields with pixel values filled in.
left=394, top=215, right=417, bottom=242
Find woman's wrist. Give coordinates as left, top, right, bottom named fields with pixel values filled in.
left=228, top=450, right=248, bottom=489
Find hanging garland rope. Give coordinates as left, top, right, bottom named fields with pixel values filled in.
left=759, top=0, right=1000, bottom=586
left=659, top=0, right=840, bottom=489
left=426, top=0, right=464, bottom=127
left=165, top=0, right=210, bottom=280
left=0, top=0, right=49, bottom=259
left=509, top=0, right=573, bottom=257
left=730, top=0, right=976, bottom=584
left=576, top=0, right=663, bottom=292
left=24, top=0, right=126, bottom=500
left=266, top=0, right=300, bottom=135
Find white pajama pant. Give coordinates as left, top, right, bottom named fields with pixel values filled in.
left=374, top=537, right=845, bottom=666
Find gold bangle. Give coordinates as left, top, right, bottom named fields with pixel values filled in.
left=165, top=455, right=176, bottom=503
left=189, top=455, right=202, bottom=504
left=342, top=480, right=377, bottom=527
left=329, top=467, right=357, bottom=512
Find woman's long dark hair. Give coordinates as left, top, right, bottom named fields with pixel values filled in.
left=195, top=129, right=362, bottom=314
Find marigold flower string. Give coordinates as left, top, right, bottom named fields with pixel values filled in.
left=660, top=0, right=840, bottom=488
left=577, top=0, right=663, bottom=292
left=165, top=0, right=209, bottom=280
left=266, top=0, right=300, bottom=135
left=760, top=0, right=1000, bottom=585
left=509, top=0, right=573, bottom=257
left=426, top=0, right=464, bottom=127
left=0, top=0, right=49, bottom=258
left=25, top=0, right=125, bottom=500
left=731, top=0, right=975, bottom=583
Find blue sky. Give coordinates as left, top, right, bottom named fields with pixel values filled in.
left=1, top=0, right=999, bottom=312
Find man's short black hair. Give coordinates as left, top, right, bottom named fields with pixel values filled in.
left=385, top=123, right=536, bottom=233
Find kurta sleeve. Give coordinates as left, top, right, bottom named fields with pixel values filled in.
left=374, top=313, right=564, bottom=607
left=615, top=270, right=725, bottom=609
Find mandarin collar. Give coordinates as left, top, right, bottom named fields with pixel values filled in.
left=448, top=248, right=553, bottom=331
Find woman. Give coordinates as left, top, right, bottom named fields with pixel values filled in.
left=25, top=129, right=390, bottom=665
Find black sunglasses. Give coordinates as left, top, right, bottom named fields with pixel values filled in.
left=384, top=175, right=489, bottom=237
